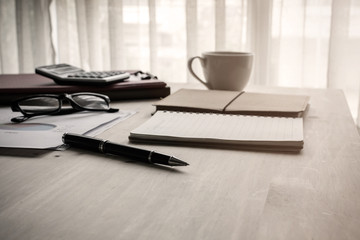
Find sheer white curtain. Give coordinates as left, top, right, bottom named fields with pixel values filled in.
left=1, top=0, right=360, bottom=127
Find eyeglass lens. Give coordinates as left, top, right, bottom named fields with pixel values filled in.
left=18, top=95, right=109, bottom=114
left=72, top=95, right=109, bottom=110
left=18, top=97, right=60, bottom=114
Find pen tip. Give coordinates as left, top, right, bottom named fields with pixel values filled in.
left=169, top=156, right=189, bottom=166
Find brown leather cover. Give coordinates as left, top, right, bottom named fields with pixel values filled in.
left=0, top=73, right=170, bottom=104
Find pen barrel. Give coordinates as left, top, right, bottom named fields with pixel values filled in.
left=104, top=142, right=149, bottom=161
left=63, top=133, right=178, bottom=166
left=63, top=133, right=101, bottom=152
left=104, top=142, right=170, bottom=165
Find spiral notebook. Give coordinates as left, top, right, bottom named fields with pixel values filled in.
left=129, top=111, right=304, bottom=151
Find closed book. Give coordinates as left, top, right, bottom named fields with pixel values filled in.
left=0, top=73, right=170, bottom=104
left=154, top=88, right=309, bottom=118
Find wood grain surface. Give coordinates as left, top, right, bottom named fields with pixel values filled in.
left=1, top=85, right=359, bottom=240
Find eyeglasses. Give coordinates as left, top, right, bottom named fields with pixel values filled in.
left=11, top=92, right=118, bottom=123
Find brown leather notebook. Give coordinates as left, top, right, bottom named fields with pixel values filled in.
left=154, top=88, right=310, bottom=117
left=0, top=73, right=170, bottom=104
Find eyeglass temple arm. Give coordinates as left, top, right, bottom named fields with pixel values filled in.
left=107, top=108, right=119, bottom=113
left=11, top=115, right=29, bottom=123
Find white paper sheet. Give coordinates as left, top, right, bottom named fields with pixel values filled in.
left=0, top=107, right=136, bottom=149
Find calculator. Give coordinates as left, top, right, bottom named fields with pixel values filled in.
left=35, top=63, right=130, bottom=85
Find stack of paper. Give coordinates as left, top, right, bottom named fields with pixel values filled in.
left=0, top=107, right=136, bottom=150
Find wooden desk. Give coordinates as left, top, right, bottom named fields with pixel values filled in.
left=1, top=85, right=359, bottom=240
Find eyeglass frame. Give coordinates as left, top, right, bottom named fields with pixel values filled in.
left=11, top=92, right=118, bottom=122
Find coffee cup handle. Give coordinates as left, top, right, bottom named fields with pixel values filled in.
left=187, top=56, right=209, bottom=88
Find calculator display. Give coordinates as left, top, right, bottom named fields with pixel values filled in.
left=52, top=67, right=79, bottom=75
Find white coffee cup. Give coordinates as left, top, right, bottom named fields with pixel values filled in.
left=187, top=51, right=253, bottom=91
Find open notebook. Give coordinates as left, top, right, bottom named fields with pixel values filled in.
left=129, top=111, right=304, bottom=152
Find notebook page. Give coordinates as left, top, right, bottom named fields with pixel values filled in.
left=130, top=111, right=303, bottom=143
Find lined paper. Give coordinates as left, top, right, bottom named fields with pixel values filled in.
left=130, top=111, right=303, bottom=146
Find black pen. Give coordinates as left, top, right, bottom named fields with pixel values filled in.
left=62, top=133, right=189, bottom=167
